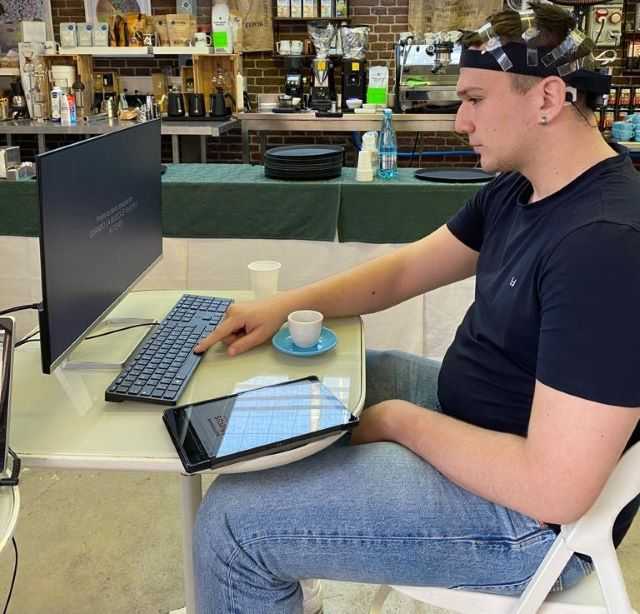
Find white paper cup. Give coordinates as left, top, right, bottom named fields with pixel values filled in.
left=288, top=310, right=323, bottom=348
left=248, top=260, right=281, bottom=299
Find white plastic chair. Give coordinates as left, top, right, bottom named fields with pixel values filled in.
left=369, top=440, right=640, bottom=614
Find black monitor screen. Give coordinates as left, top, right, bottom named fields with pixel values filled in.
left=37, top=121, right=162, bottom=374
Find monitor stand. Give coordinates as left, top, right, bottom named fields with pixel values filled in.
left=61, top=316, right=156, bottom=371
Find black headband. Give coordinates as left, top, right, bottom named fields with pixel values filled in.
left=460, top=42, right=610, bottom=95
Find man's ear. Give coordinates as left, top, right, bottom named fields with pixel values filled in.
left=539, top=76, right=567, bottom=123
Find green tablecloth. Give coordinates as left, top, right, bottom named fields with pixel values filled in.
left=0, top=180, right=40, bottom=237
left=161, top=164, right=341, bottom=240
left=0, top=164, right=485, bottom=243
left=0, top=164, right=341, bottom=241
left=339, top=168, right=483, bottom=243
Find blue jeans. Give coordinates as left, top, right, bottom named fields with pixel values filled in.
left=194, top=350, right=591, bottom=614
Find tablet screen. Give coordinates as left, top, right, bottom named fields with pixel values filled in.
left=164, top=377, right=356, bottom=469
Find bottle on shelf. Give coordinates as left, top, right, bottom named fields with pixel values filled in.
left=378, top=108, right=398, bottom=180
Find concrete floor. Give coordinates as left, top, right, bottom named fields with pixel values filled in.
left=0, top=468, right=637, bottom=614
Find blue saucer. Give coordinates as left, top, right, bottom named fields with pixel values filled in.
left=272, top=326, right=337, bottom=357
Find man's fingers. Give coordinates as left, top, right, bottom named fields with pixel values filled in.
left=194, top=317, right=242, bottom=353
left=227, top=327, right=265, bottom=356
left=221, top=332, right=241, bottom=346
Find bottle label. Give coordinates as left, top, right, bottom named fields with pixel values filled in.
left=381, top=153, right=397, bottom=170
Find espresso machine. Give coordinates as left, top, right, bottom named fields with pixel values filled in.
left=340, top=26, right=369, bottom=110
left=394, top=31, right=462, bottom=113
left=308, top=21, right=337, bottom=112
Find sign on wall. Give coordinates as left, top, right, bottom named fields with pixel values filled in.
left=0, top=0, right=54, bottom=39
left=409, top=0, right=503, bottom=34
left=228, top=0, right=274, bottom=52
left=84, top=0, right=152, bottom=23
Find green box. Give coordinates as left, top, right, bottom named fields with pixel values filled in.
left=366, top=87, right=387, bottom=105
left=213, top=31, right=229, bottom=49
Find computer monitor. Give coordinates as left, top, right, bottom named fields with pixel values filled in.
left=37, top=120, right=162, bottom=374
left=0, top=317, right=15, bottom=474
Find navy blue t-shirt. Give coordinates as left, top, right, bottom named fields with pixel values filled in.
left=439, top=147, right=640, bottom=546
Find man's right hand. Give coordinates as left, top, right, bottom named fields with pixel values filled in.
left=194, top=299, right=289, bottom=357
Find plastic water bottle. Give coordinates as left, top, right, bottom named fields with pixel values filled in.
left=378, top=108, right=398, bottom=180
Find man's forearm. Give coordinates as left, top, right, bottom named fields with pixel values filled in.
left=385, top=402, right=561, bottom=524
left=276, top=226, right=478, bottom=319
left=278, top=254, right=406, bottom=319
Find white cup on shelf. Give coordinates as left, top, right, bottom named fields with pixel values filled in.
left=277, top=40, right=292, bottom=55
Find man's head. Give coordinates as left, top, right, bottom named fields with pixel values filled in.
left=454, top=2, right=604, bottom=173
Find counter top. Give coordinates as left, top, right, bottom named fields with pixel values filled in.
left=0, top=117, right=239, bottom=137
left=238, top=111, right=457, bottom=132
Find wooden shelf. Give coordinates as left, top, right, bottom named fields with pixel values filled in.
left=153, top=47, right=238, bottom=56
left=58, top=46, right=149, bottom=56
left=273, top=17, right=349, bottom=21
left=0, top=68, right=20, bottom=77
left=57, top=46, right=239, bottom=57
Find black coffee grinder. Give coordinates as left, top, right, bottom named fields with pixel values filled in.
left=283, top=56, right=304, bottom=100
left=308, top=21, right=337, bottom=112
left=340, top=26, right=369, bottom=111
left=341, top=59, right=367, bottom=107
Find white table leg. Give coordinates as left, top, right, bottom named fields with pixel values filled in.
left=173, top=473, right=203, bottom=614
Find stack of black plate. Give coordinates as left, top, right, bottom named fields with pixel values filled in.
left=265, top=145, right=344, bottom=180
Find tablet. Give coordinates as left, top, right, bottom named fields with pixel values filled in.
left=163, top=376, right=358, bottom=473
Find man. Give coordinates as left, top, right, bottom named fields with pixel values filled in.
left=193, top=4, right=640, bottom=613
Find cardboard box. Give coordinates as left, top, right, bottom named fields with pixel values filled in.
left=93, top=23, right=109, bottom=46
left=20, top=21, right=46, bottom=44
left=290, top=0, right=303, bottom=18
left=60, top=23, right=78, bottom=48
left=277, top=0, right=290, bottom=17
left=320, top=0, right=333, bottom=17
left=303, top=0, right=317, bottom=18
left=77, top=23, right=94, bottom=47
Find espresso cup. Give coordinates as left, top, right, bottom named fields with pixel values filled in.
left=287, top=310, right=323, bottom=348
left=277, top=40, right=291, bottom=55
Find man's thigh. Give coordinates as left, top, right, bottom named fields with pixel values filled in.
left=198, top=439, right=557, bottom=593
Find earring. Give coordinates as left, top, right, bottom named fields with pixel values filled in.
left=540, top=114, right=548, bottom=125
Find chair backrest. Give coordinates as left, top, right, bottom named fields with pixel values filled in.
left=563, top=438, right=640, bottom=553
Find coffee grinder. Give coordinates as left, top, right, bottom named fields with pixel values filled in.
left=308, top=21, right=337, bottom=112
left=340, top=26, right=369, bottom=111
left=283, top=56, right=304, bottom=100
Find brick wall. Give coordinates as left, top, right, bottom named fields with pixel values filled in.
left=28, top=0, right=640, bottom=166
left=42, top=0, right=470, bottom=165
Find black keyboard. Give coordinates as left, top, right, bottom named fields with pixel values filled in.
left=105, top=294, right=232, bottom=405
